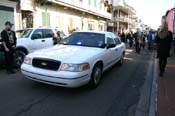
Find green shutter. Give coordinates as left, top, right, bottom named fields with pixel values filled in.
left=46, top=13, right=50, bottom=27
left=94, top=0, right=96, bottom=7
left=88, top=0, right=91, bottom=5
left=42, top=12, right=50, bottom=27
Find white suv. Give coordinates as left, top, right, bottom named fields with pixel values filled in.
left=15, top=28, right=56, bottom=66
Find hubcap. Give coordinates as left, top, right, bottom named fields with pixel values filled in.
left=94, top=68, right=101, bottom=84
left=15, top=53, right=24, bottom=66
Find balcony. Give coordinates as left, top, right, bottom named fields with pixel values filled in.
left=113, top=16, right=129, bottom=23
left=112, top=16, right=138, bottom=25
left=50, top=0, right=111, bottom=19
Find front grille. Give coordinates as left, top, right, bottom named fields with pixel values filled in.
left=32, top=58, right=61, bottom=71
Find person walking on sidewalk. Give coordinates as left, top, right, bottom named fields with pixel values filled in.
left=1, top=21, right=17, bottom=74
left=155, top=16, right=173, bottom=77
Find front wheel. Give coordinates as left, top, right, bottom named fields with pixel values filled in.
left=118, top=54, right=124, bottom=66
left=89, top=65, right=102, bottom=88
left=14, top=50, right=26, bottom=68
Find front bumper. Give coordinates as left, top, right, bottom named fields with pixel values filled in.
left=21, top=64, right=91, bottom=88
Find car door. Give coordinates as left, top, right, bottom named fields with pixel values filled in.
left=105, top=33, right=118, bottom=67
left=30, top=29, right=46, bottom=51
left=42, top=29, right=54, bottom=48
left=114, top=34, right=123, bottom=57
left=111, top=33, right=123, bottom=59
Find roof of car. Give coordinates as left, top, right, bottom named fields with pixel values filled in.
left=76, top=31, right=112, bottom=34
left=16, top=27, right=54, bottom=31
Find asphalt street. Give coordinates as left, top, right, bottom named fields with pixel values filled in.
left=0, top=48, right=153, bottom=116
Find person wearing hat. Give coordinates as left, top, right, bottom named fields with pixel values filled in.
left=1, top=21, right=17, bottom=74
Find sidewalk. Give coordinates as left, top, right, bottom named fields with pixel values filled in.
left=157, top=57, right=175, bottom=116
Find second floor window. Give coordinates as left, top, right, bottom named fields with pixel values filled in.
left=88, top=0, right=91, bottom=5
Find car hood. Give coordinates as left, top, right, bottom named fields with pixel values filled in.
left=16, top=38, right=27, bottom=45
left=30, top=45, right=104, bottom=63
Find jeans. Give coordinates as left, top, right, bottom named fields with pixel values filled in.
left=4, top=49, right=14, bottom=71
left=135, top=42, right=140, bottom=53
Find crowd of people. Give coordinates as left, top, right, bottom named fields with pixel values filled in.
left=118, top=15, right=175, bottom=77
left=118, top=28, right=156, bottom=54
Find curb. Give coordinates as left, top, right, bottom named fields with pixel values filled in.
left=149, top=59, right=158, bottom=116
left=135, top=57, right=154, bottom=116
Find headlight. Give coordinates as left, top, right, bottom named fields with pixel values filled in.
left=60, top=63, right=90, bottom=72
left=24, top=57, right=32, bottom=65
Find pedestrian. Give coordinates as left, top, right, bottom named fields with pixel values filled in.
left=155, top=16, right=173, bottom=77
left=134, top=29, right=142, bottom=54
left=120, top=32, right=126, bottom=43
left=147, top=30, right=153, bottom=50
left=127, top=31, right=133, bottom=48
left=141, top=32, right=146, bottom=50
left=1, top=21, right=17, bottom=74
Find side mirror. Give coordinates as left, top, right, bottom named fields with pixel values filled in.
left=107, top=44, right=116, bottom=49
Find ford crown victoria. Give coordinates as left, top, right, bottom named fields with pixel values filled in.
left=21, top=31, right=126, bottom=88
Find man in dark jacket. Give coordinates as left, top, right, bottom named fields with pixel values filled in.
left=155, top=16, right=173, bottom=77
left=1, top=21, right=17, bottom=74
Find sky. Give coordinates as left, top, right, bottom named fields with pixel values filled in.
left=125, top=0, right=175, bottom=29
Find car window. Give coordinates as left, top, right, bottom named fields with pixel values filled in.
left=60, top=32, right=105, bottom=48
left=107, top=34, right=115, bottom=45
left=43, top=29, right=54, bottom=38
left=16, top=29, right=33, bottom=38
left=31, top=29, right=43, bottom=39
left=115, top=37, right=121, bottom=45
left=110, top=33, right=121, bottom=45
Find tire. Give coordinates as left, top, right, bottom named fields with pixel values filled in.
left=14, top=50, right=26, bottom=68
left=118, top=54, right=124, bottom=66
left=89, top=65, right=102, bottom=88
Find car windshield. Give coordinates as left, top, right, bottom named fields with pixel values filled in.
left=16, top=29, right=33, bottom=38
left=60, top=32, right=105, bottom=48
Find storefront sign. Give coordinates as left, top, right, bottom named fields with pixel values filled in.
left=108, top=22, right=114, bottom=26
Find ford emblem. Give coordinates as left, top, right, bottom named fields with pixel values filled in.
left=41, top=62, right=47, bottom=66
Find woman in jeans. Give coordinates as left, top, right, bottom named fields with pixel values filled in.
left=155, top=16, right=173, bottom=77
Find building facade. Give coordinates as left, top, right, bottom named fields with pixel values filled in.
left=18, top=0, right=111, bottom=34
left=107, top=0, right=139, bottom=33
left=0, top=0, right=19, bottom=31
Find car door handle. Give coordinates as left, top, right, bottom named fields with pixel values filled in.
left=41, top=40, right=45, bottom=42
left=115, top=49, right=118, bottom=51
